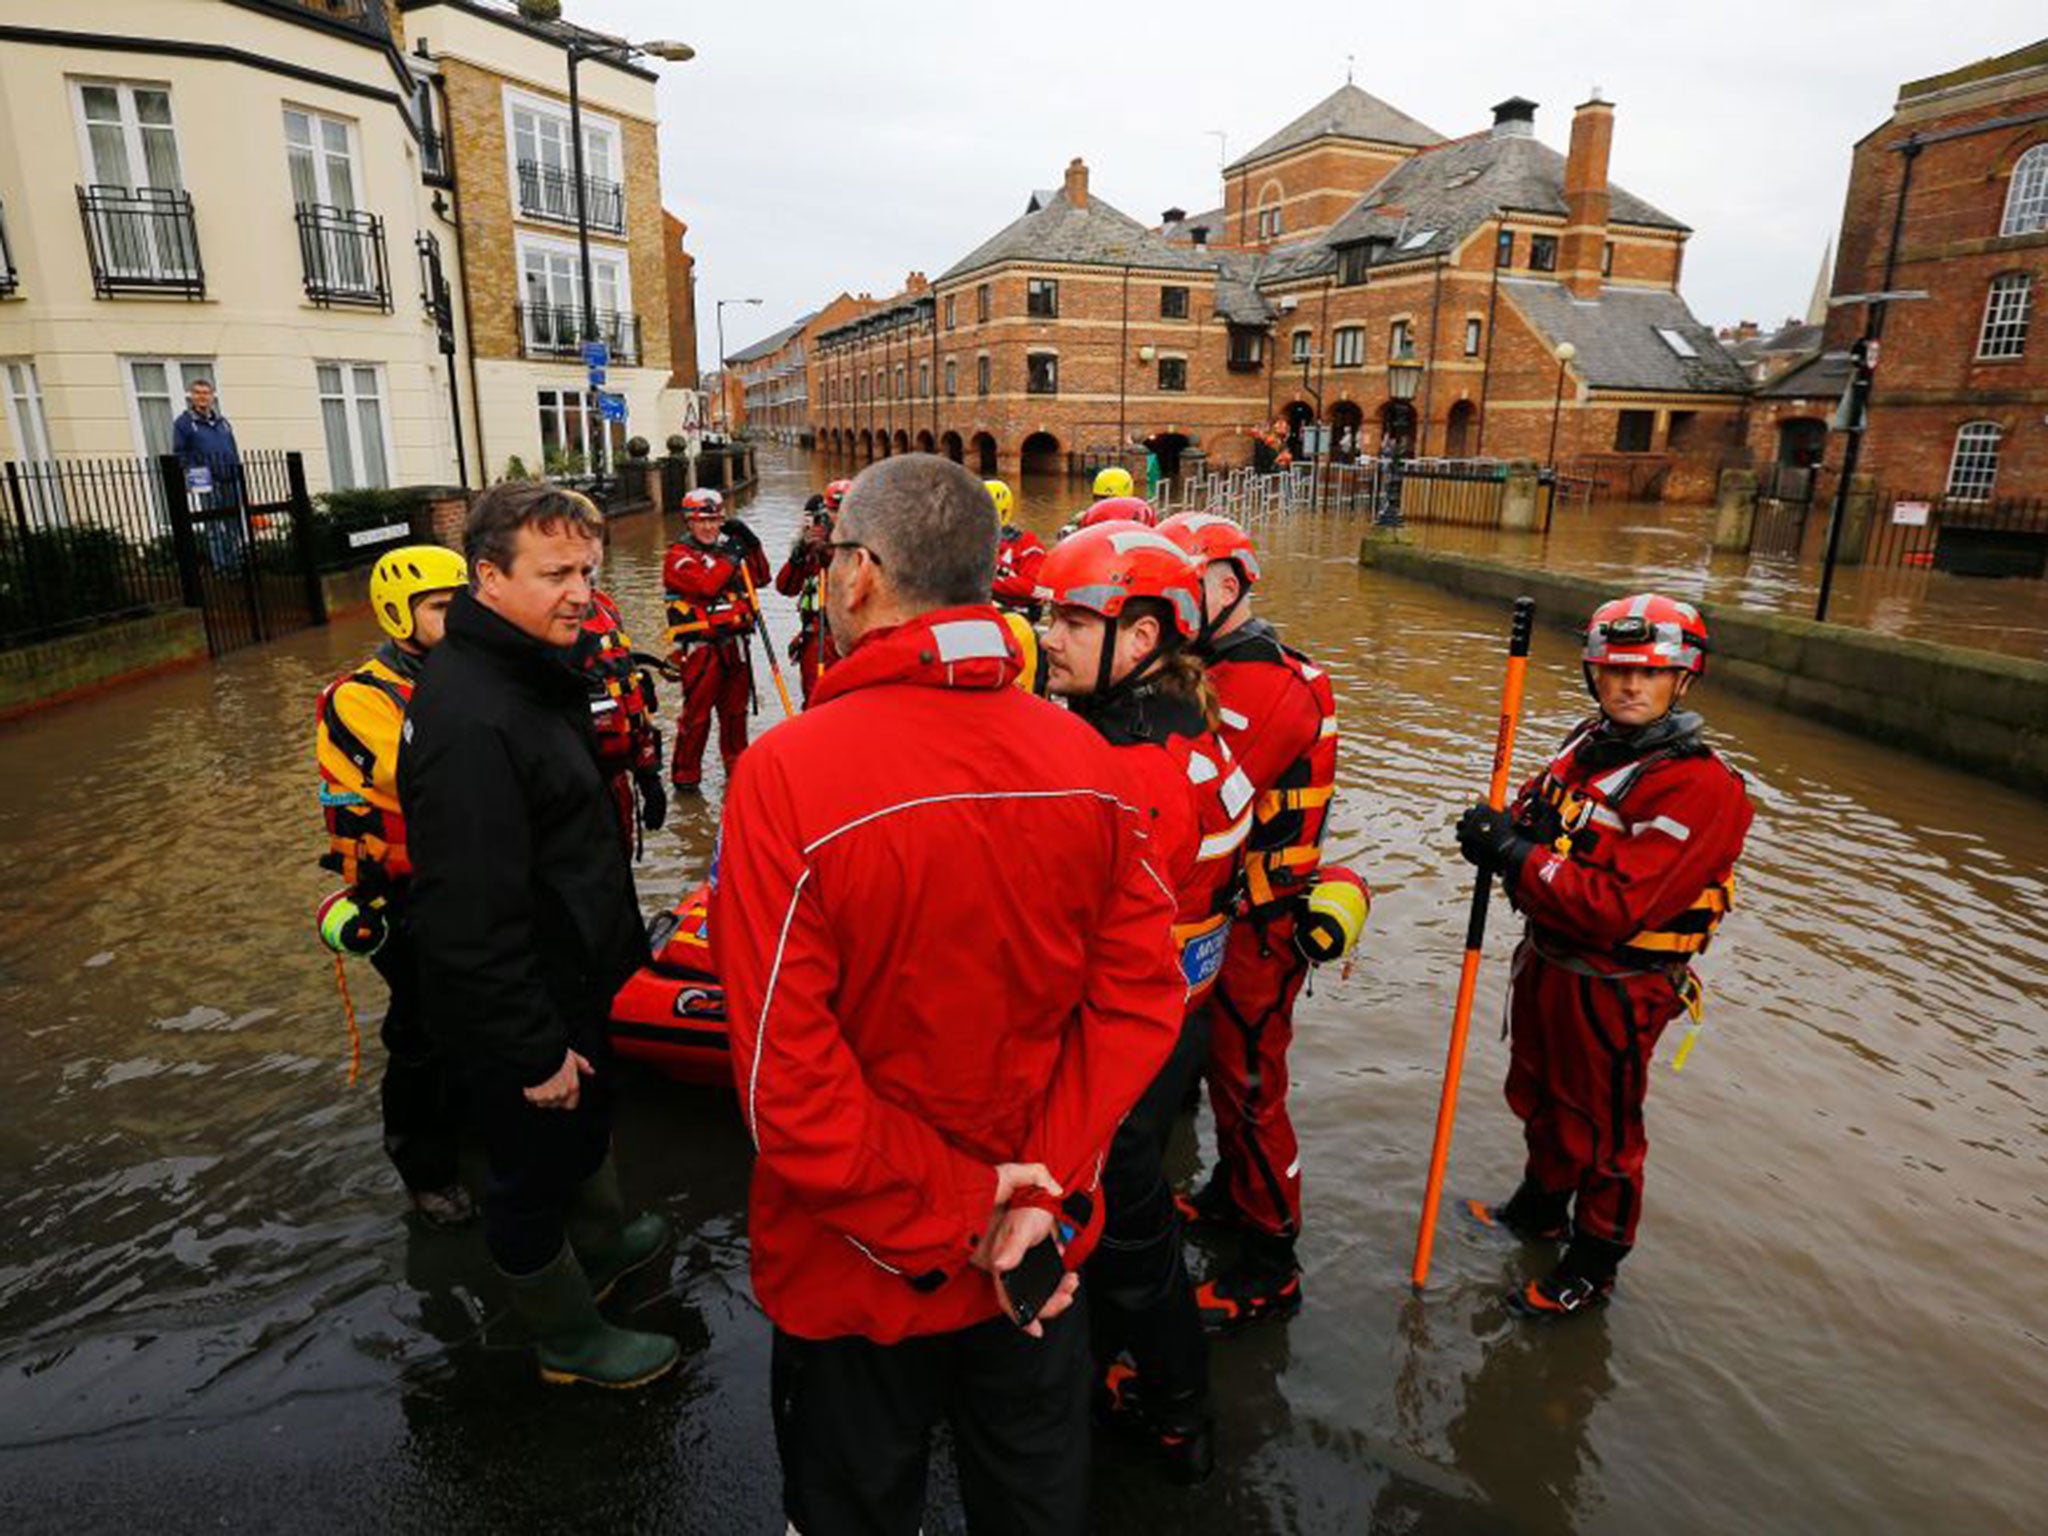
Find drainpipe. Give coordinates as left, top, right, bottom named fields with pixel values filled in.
left=1475, top=219, right=1503, bottom=455
left=1420, top=254, right=1445, bottom=457
left=1119, top=263, right=1132, bottom=453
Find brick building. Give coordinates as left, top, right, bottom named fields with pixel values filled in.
left=801, top=84, right=1745, bottom=497
left=1744, top=38, right=2048, bottom=501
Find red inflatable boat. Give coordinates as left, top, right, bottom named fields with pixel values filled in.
left=609, top=882, right=732, bottom=1085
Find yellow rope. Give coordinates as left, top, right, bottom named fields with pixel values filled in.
left=332, top=951, right=363, bottom=1088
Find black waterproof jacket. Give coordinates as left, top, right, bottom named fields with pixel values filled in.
left=399, top=589, right=649, bottom=1088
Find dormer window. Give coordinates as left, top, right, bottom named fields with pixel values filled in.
left=1338, top=245, right=1370, bottom=286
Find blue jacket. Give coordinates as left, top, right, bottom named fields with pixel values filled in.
left=172, top=407, right=239, bottom=468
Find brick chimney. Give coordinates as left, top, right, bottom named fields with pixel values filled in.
left=1559, top=95, right=1614, bottom=298
left=1064, top=157, right=1089, bottom=209
left=905, top=271, right=929, bottom=294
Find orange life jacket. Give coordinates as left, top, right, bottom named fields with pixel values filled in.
left=577, top=591, right=657, bottom=772
left=315, top=652, right=414, bottom=891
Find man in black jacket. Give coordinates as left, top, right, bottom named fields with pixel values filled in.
left=400, top=482, right=677, bottom=1389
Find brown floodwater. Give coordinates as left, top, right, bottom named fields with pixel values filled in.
left=1, top=445, right=2044, bottom=1534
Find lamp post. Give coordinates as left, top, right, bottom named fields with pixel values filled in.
left=715, top=296, right=762, bottom=432
left=1546, top=341, right=1577, bottom=469
left=1380, top=359, right=1423, bottom=526
left=564, top=34, right=693, bottom=484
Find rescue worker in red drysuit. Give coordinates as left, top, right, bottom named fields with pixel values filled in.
left=711, top=456, right=1185, bottom=1536
left=664, top=487, right=770, bottom=792
left=1157, top=511, right=1338, bottom=1330
left=1458, top=593, right=1751, bottom=1318
left=1037, top=520, right=1254, bottom=1484
left=986, top=478, right=1046, bottom=611
left=774, top=479, right=849, bottom=703
left=573, top=588, right=668, bottom=853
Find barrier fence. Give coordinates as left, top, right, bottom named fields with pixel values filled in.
left=1158, top=457, right=1556, bottom=532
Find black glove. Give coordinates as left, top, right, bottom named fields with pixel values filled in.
left=721, top=518, right=762, bottom=559
left=635, top=766, right=668, bottom=832
left=1456, top=801, right=1536, bottom=884
left=803, top=493, right=825, bottom=513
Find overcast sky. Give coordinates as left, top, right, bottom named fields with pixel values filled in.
left=573, top=1, right=2043, bottom=370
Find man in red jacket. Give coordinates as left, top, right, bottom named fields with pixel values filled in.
left=1458, top=593, right=1752, bottom=1318
left=713, top=455, right=1185, bottom=1536
left=573, top=587, right=666, bottom=852
left=774, top=479, right=848, bottom=704
left=664, top=489, right=771, bottom=793
left=986, top=478, right=1047, bottom=612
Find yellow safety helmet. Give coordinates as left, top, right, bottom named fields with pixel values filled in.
left=1295, top=865, right=1371, bottom=965
left=985, top=479, right=1015, bottom=525
left=1000, top=610, right=1047, bottom=696
left=1092, top=465, right=1135, bottom=499
left=370, top=544, right=468, bottom=642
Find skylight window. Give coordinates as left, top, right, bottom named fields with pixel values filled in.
left=1656, top=327, right=1700, bottom=358
left=1444, top=169, right=1482, bottom=189
left=1399, top=228, right=1437, bottom=250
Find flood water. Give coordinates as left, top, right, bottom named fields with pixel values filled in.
left=2, top=445, right=2045, bottom=1534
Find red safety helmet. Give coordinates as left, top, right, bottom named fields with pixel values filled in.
left=1078, top=496, right=1158, bottom=529
left=1035, top=522, right=1203, bottom=640
left=1583, top=593, right=1708, bottom=676
left=681, top=488, right=724, bottom=517
left=823, top=479, right=853, bottom=511
left=1157, top=512, right=1262, bottom=586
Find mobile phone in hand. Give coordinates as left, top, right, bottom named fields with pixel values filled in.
left=999, top=1238, right=1067, bottom=1329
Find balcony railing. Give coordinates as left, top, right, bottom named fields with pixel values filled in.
left=295, top=204, right=391, bottom=311
left=0, top=197, right=16, bottom=297
left=517, top=302, right=641, bottom=365
left=515, top=160, right=624, bottom=235
left=77, top=185, right=204, bottom=299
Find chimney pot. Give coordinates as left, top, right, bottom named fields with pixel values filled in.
left=1163, top=205, right=1187, bottom=226
left=1491, top=97, right=1538, bottom=139
left=1064, top=156, right=1089, bottom=209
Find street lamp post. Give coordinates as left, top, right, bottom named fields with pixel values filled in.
left=563, top=35, right=693, bottom=486
left=714, top=297, right=762, bottom=432
left=1546, top=341, right=1577, bottom=469
left=1380, top=359, right=1423, bottom=526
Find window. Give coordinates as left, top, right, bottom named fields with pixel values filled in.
left=894, top=365, right=905, bottom=400
left=1463, top=317, right=1483, bottom=357
left=1027, top=352, right=1058, bottom=394
left=318, top=362, right=392, bottom=489
left=1667, top=410, right=1698, bottom=450
left=537, top=385, right=615, bottom=475
left=1978, top=273, right=2033, bottom=358
left=2001, top=144, right=2048, bottom=237
left=1389, top=320, right=1414, bottom=361
left=1946, top=422, right=2001, bottom=500
left=1291, top=329, right=1311, bottom=365
left=858, top=374, right=868, bottom=403
left=75, top=80, right=197, bottom=289
left=1399, top=228, right=1437, bottom=251
left=1228, top=327, right=1264, bottom=369
left=944, top=293, right=956, bottom=330
left=1332, top=327, right=1364, bottom=367
left=1158, top=356, right=1187, bottom=392
left=977, top=354, right=990, bottom=396
left=917, top=361, right=930, bottom=398
left=287, top=108, right=384, bottom=304
left=1027, top=278, right=1058, bottom=318
left=124, top=356, right=215, bottom=458
left=1338, top=245, right=1370, bottom=286
left=510, top=97, right=620, bottom=231
left=1529, top=235, right=1558, bottom=272
left=1160, top=285, right=1189, bottom=319
left=1602, top=241, right=1615, bottom=277
left=1656, top=327, right=1700, bottom=359
left=1495, top=229, right=1514, bottom=267
left=945, top=358, right=957, bottom=397
left=1614, top=410, right=1656, bottom=453
left=77, top=80, right=183, bottom=192
left=285, top=108, right=358, bottom=212
left=519, top=240, right=630, bottom=357
left=2, top=359, right=54, bottom=463
left=1257, top=203, right=1282, bottom=240
left=976, top=283, right=991, bottom=323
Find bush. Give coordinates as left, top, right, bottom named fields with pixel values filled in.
left=311, top=486, right=427, bottom=571
left=502, top=455, right=533, bottom=482
left=0, top=524, right=157, bottom=641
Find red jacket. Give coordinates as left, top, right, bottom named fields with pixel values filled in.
left=575, top=589, right=659, bottom=775
left=1508, top=714, right=1751, bottom=972
left=991, top=525, right=1047, bottom=608
left=663, top=536, right=772, bottom=646
left=711, top=605, right=1185, bottom=1343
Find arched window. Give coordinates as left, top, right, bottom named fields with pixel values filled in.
left=2002, top=143, right=2048, bottom=236
left=1945, top=421, right=2001, bottom=501
left=1978, top=272, right=2033, bottom=358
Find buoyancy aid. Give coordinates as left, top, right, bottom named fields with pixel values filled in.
left=316, top=641, right=418, bottom=891
left=576, top=590, right=659, bottom=774
left=663, top=539, right=759, bottom=649
left=1515, top=712, right=1739, bottom=969
left=1206, top=620, right=1338, bottom=916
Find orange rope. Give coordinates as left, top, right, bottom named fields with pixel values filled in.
left=332, top=951, right=363, bottom=1088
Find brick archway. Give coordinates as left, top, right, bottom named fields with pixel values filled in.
left=1020, top=431, right=1062, bottom=476
left=971, top=432, right=998, bottom=476
left=941, top=431, right=964, bottom=463
left=858, top=428, right=874, bottom=458
left=893, top=429, right=911, bottom=454
left=916, top=430, right=936, bottom=454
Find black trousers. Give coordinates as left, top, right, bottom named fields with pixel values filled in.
left=771, top=1301, right=1092, bottom=1536
left=368, top=924, right=461, bottom=1194
left=1087, top=1009, right=1209, bottom=1408
left=470, top=1038, right=613, bottom=1274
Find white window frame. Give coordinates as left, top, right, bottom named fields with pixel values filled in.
left=2000, top=144, right=2048, bottom=237
left=2, top=359, right=54, bottom=463
left=1332, top=327, right=1365, bottom=367
left=121, top=355, right=218, bottom=460
left=503, top=86, right=622, bottom=231
left=71, top=78, right=184, bottom=192
left=1291, top=329, right=1312, bottom=364
left=1945, top=422, right=2001, bottom=501
left=1389, top=320, right=1415, bottom=361
left=1464, top=317, right=1484, bottom=357
left=536, top=385, right=616, bottom=475
left=515, top=230, right=632, bottom=353
left=316, top=360, right=395, bottom=490
left=282, top=105, right=361, bottom=211
left=1977, top=273, right=2032, bottom=359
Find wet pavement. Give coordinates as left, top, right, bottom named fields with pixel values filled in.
left=1, top=445, right=2045, bottom=1533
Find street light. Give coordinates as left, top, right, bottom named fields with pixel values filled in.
left=1546, top=341, right=1577, bottom=468
left=563, top=34, right=694, bottom=485
left=715, top=297, right=762, bottom=431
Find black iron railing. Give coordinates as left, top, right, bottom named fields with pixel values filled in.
left=1, top=457, right=186, bottom=644
left=517, top=302, right=640, bottom=364
left=76, top=185, right=204, bottom=299
left=295, top=204, right=391, bottom=310
left=0, top=196, right=16, bottom=296
left=515, top=160, right=624, bottom=234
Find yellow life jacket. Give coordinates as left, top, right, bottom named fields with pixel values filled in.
left=316, top=651, right=414, bottom=890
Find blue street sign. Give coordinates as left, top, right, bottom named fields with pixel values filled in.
left=588, top=365, right=607, bottom=388
left=582, top=341, right=610, bottom=369
left=598, top=392, right=627, bottom=423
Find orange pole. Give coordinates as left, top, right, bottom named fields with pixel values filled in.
left=741, top=563, right=797, bottom=720
left=1411, top=595, right=1536, bottom=1291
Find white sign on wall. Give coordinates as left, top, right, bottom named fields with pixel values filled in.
left=1891, top=501, right=1931, bottom=526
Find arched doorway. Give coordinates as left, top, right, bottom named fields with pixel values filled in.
left=1378, top=400, right=1419, bottom=456
left=1283, top=401, right=1315, bottom=459
left=1777, top=417, right=1827, bottom=469
left=1329, top=401, right=1364, bottom=462
left=1444, top=400, right=1476, bottom=458
left=972, top=432, right=998, bottom=476
left=1146, top=432, right=1191, bottom=479
left=1020, top=432, right=1063, bottom=477
left=941, top=430, right=965, bottom=464
left=893, top=430, right=912, bottom=455
left=857, top=428, right=873, bottom=459
left=916, top=430, right=936, bottom=454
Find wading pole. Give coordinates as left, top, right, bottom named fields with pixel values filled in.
left=1411, top=595, right=1536, bottom=1292
left=741, top=564, right=796, bottom=720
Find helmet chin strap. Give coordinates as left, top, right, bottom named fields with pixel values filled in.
left=1094, top=621, right=1169, bottom=703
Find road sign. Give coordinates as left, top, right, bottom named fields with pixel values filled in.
left=598, top=392, right=627, bottom=423
left=582, top=341, right=610, bottom=369
left=588, top=365, right=607, bottom=388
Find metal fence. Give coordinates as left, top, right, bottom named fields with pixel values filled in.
left=1, top=458, right=186, bottom=644
left=1860, top=492, right=2048, bottom=577
left=1159, top=457, right=1554, bottom=531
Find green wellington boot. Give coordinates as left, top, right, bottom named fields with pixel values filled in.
left=567, top=1153, right=673, bottom=1301
left=501, top=1243, right=680, bottom=1388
